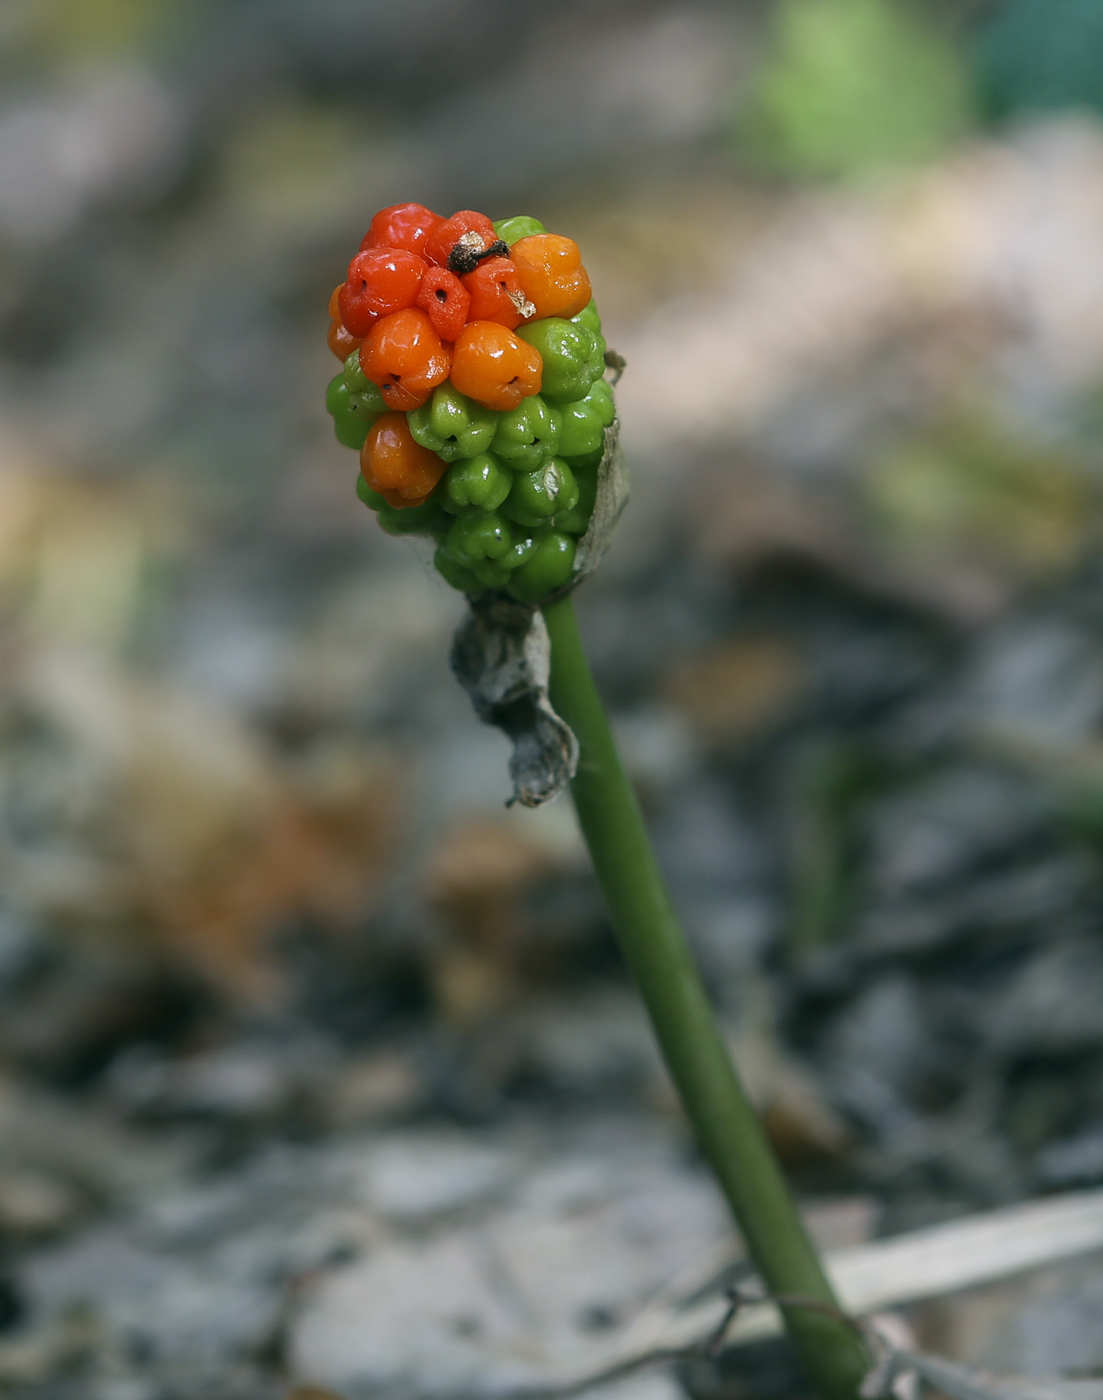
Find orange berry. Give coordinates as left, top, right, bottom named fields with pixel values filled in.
left=510, top=234, right=592, bottom=320
left=328, top=317, right=361, bottom=361
left=361, top=412, right=447, bottom=507
left=359, top=308, right=452, bottom=411
left=450, top=321, right=542, bottom=411
left=461, top=257, right=533, bottom=330
left=328, top=284, right=343, bottom=320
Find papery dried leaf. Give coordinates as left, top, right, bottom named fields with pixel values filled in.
left=450, top=597, right=578, bottom=809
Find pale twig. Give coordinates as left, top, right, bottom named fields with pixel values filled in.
left=447, top=1290, right=867, bottom=1400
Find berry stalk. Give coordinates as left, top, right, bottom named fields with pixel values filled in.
left=542, top=593, right=867, bottom=1400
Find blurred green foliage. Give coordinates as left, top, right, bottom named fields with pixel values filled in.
left=787, top=741, right=882, bottom=960
left=864, top=412, right=1095, bottom=582
left=741, top=0, right=974, bottom=177
left=973, top=0, right=1103, bottom=120
left=15, top=0, right=190, bottom=60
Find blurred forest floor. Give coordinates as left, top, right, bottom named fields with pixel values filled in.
left=3, top=1, right=1103, bottom=1396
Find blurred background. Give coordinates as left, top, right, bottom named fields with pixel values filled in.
left=3, top=0, right=1103, bottom=1394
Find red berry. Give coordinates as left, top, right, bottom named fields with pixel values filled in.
left=461, top=257, right=534, bottom=330
left=423, top=210, right=499, bottom=273
left=361, top=203, right=443, bottom=258
left=415, top=266, right=470, bottom=341
left=339, top=247, right=426, bottom=335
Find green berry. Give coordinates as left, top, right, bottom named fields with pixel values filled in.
left=376, top=496, right=448, bottom=539
left=557, top=389, right=611, bottom=462
left=357, top=470, right=446, bottom=538
left=434, top=547, right=483, bottom=593
left=469, top=558, right=509, bottom=588
left=493, top=215, right=547, bottom=245
left=469, top=533, right=545, bottom=589
left=334, top=407, right=369, bottom=450
left=440, top=452, right=512, bottom=514
left=356, top=473, right=387, bottom=511
left=501, top=458, right=578, bottom=528
left=327, top=374, right=382, bottom=449
left=554, top=466, right=598, bottom=536
left=407, top=383, right=498, bottom=462
left=446, top=509, right=515, bottom=566
left=326, top=373, right=349, bottom=420
left=570, top=299, right=602, bottom=340
left=506, top=531, right=577, bottom=602
left=342, top=353, right=387, bottom=414
left=586, top=376, right=615, bottom=421
left=490, top=394, right=562, bottom=471
left=560, top=446, right=604, bottom=471
left=556, top=402, right=602, bottom=459
left=516, top=318, right=603, bottom=404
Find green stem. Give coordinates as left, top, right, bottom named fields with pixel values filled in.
left=543, top=594, right=866, bottom=1400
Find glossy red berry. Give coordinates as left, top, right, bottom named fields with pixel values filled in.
left=339, top=247, right=427, bottom=336
left=423, top=210, right=503, bottom=274
left=360, top=202, right=442, bottom=258
left=416, top=266, right=470, bottom=341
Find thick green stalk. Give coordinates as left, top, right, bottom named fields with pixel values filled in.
left=543, top=594, right=866, bottom=1400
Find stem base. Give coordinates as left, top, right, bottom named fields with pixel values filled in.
left=543, top=595, right=865, bottom=1400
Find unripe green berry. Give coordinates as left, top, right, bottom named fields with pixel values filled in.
left=516, top=318, right=603, bottom=404
left=490, top=395, right=561, bottom=471
left=470, top=532, right=544, bottom=587
left=493, top=215, right=547, bottom=245
left=342, top=353, right=387, bottom=413
left=328, top=374, right=382, bottom=449
left=434, top=546, right=483, bottom=593
left=446, top=509, right=515, bottom=566
left=356, top=473, right=387, bottom=510
left=441, top=452, right=512, bottom=514
left=554, top=466, right=599, bottom=536
left=407, top=383, right=498, bottom=462
left=506, top=531, right=577, bottom=602
left=501, top=458, right=578, bottom=528
left=570, top=298, right=602, bottom=340
left=377, top=496, right=448, bottom=539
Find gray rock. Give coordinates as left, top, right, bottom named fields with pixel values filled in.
left=967, top=617, right=1103, bottom=750
left=820, top=977, right=933, bottom=1140
left=1036, top=1129, right=1103, bottom=1188
left=23, top=1230, right=279, bottom=1369
left=855, top=856, right=1091, bottom=958
left=290, top=1128, right=728, bottom=1396
left=513, top=989, right=663, bottom=1097
left=960, top=1252, right=1103, bottom=1375
left=352, top=1133, right=522, bottom=1223
left=986, top=940, right=1103, bottom=1057
left=864, top=767, right=1053, bottom=900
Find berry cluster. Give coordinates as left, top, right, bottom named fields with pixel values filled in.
left=325, top=203, right=615, bottom=603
